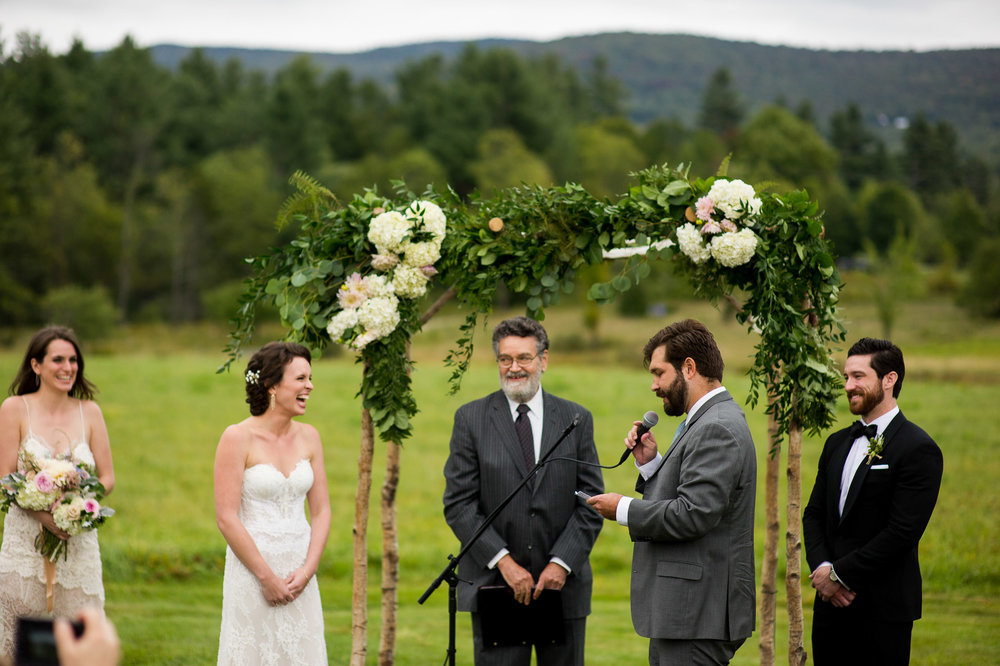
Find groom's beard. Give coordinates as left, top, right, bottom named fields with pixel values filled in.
left=500, top=367, right=542, bottom=404
left=848, top=382, right=884, bottom=416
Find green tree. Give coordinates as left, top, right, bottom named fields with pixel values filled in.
left=854, top=181, right=928, bottom=256
left=738, top=105, right=838, bottom=190
left=900, top=112, right=962, bottom=201
left=266, top=56, right=328, bottom=177
left=470, top=128, right=554, bottom=195
left=935, top=188, right=994, bottom=266
left=640, top=118, right=690, bottom=165
left=958, top=237, right=1000, bottom=318
left=571, top=122, right=646, bottom=198
left=829, top=103, right=891, bottom=190
left=698, top=67, right=743, bottom=143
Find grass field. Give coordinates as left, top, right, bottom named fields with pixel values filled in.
left=2, top=297, right=998, bottom=664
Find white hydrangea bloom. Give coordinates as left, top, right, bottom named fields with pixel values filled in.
left=392, top=264, right=430, bottom=298
left=365, top=274, right=395, bottom=298
left=406, top=200, right=447, bottom=241
left=368, top=210, right=411, bottom=254
left=402, top=241, right=441, bottom=268
left=707, top=179, right=762, bottom=222
left=53, top=497, right=87, bottom=535
left=371, top=253, right=399, bottom=271
left=16, top=482, right=58, bottom=511
left=676, top=223, right=712, bottom=264
left=358, top=295, right=400, bottom=339
left=326, top=308, right=359, bottom=341
left=710, top=229, right=758, bottom=267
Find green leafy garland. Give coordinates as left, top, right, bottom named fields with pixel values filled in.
left=223, top=163, right=844, bottom=442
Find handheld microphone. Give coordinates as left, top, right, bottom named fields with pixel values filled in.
left=617, top=411, right=659, bottom=465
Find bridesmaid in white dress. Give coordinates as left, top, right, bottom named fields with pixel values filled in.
left=215, top=342, right=330, bottom=666
left=0, top=326, right=115, bottom=659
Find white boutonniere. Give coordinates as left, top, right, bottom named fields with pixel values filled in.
left=865, top=434, right=885, bottom=465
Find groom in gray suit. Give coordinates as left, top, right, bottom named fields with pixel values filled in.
left=589, top=319, right=757, bottom=665
left=443, top=316, right=604, bottom=666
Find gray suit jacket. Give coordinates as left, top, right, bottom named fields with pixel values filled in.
left=628, top=390, right=757, bottom=640
left=443, top=389, right=604, bottom=618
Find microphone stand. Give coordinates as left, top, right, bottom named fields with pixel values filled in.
left=418, top=414, right=581, bottom=666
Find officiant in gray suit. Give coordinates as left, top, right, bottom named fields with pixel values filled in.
left=589, top=319, right=757, bottom=665
left=443, top=315, right=604, bottom=666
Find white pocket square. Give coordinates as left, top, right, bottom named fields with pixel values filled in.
left=871, top=464, right=889, bottom=470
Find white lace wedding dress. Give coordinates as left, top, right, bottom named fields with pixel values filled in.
left=0, top=399, right=105, bottom=658
left=217, top=459, right=327, bottom=666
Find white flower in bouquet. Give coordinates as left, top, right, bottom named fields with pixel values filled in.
left=326, top=308, right=359, bottom=342
left=710, top=228, right=758, bottom=267
left=358, top=295, right=401, bottom=339
left=337, top=272, right=369, bottom=309
left=16, top=475, right=59, bottom=511
left=706, top=179, right=762, bottom=222
left=365, top=274, right=395, bottom=298
left=403, top=241, right=441, bottom=268
left=351, top=330, right=380, bottom=351
left=53, top=496, right=87, bottom=535
left=393, top=264, right=430, bottom=298
left=368, top=210, right=411, bottom=254
left=371, top=253, right=399, bottom=271
left=405, top=200, right=447, bottom=241
left=676, top=223, right=712, bottom=264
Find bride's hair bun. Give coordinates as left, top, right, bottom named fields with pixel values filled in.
left=244, top=342, right=311, bottom=415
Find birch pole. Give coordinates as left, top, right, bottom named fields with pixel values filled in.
left=759, top=401, right=782, bottom=665
left=351, top=407, right=376, bottom=665
left=378, top=440, right=401, bottom=665
left=785, top=422, right=807, bottom=665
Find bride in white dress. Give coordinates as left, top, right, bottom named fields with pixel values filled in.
left=215, top=342, right=330, bottom=666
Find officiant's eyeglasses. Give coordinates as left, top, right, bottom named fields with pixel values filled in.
left=496, top=354, right=539, bottom=368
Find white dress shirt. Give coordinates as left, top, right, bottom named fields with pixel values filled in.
left=616, top=386, right=728, bottom=525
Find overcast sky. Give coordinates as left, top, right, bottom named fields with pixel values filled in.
left=3, top=0, right=998, bottom=55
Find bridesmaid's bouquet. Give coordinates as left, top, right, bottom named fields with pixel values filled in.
left=0, top=451, right=114, bottom=562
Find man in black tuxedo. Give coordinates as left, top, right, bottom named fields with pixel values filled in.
left=803, top=337, right=943, bottom=664
left=443, top=316, right=604, bottom=665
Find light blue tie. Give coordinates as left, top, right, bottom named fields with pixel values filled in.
left=668, top=419, right=687, bottom=448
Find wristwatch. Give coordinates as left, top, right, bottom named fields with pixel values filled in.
left=828, top=566, right=850, bottom=590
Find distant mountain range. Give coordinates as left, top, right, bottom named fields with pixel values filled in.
left=150, top=32, right=1000, bottom=161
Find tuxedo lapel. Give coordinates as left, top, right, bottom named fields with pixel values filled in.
left=840, top=412, right=907, bottom=522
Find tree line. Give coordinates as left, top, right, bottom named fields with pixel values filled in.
left=1, top=31, right=998, bottom=337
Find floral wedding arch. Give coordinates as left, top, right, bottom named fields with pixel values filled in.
left=224, top=162, right=844, bottom=665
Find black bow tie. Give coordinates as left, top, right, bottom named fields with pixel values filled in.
left=848, top=422, right=878, bottom=441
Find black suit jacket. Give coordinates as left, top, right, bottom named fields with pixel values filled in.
left=803, top=410, right=943, bottom=622
left=442, top=390, right=604, bottom=618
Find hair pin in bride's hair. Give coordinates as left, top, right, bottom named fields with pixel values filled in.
left=245, top=369, right=260, bottom=385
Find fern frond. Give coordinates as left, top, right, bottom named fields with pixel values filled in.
left=276, top=170, right=340, bottom=230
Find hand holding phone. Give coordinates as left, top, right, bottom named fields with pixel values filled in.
left=574, top=490, right=592, bottom=500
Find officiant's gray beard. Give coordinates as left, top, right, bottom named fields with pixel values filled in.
left=501, top=368, right=542, bottom=404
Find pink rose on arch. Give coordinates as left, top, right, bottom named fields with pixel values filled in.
left=34, top=473, right=55, bottom=494
left=721, top=219, right=738, bottom=233
left=700, top=221, right=722, bottom=235
left=420, top=265, right=438, bottom=278
left=695, top=196, right=715, bottom=222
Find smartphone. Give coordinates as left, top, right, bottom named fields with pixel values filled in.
left=574, top=490, right=592, bottom=500
left=14, top=616, right=83, bottom=666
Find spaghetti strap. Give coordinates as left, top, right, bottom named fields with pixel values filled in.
left=78, top=399, right=87, bottom=443
left=20, top=395, right=32, bottom=432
